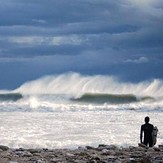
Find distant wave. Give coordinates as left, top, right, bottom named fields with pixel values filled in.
left=71, top=93, right=155, bottom=104
left=0, top=93, right=23, bottom=101
left=11, top=72, right=163, bottom=100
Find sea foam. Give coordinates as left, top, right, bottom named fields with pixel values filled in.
left=14, top=72, right=163, bottom=99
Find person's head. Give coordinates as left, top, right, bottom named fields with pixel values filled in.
left=145, top=116, right=150, bottom=123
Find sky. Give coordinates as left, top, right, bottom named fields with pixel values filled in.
left=0, top=0, right=163, bottom=89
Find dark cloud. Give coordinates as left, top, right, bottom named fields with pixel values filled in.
left=0, top=0, right=163, bottom=88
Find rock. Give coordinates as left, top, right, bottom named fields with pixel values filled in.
left=158, top=145, right=163, bottom=148
left=138, top=143, right=148, bottom=149
left=98, top=144, right=118, bottom=150
left=107, top=156, right=116, bottom=160
left=50, top=158, right=63, bottom=162
left=33, top=153, right=42, bottom=157
left=154, top=156, right=163, bottom=161
left=78, top=146, right=86, bottom=151
left=89, top=156, right=101, bottom=163
left=29, top=157, right=38, bottom=162
left=28, top=149, right=42, bottom=154
left=23, top=151, right=33, bottom=157
left=86, top=146, right=95, bottom=150
left=66, top=152, right=75, bottom=157
left=101, top=149, right=109, bottom=154
left=147, top=148, right=155, bottom=152
left=34, top=160, right=45, bottom=163
left=15, top=148, right=25, bottom=151
left=0, top=145, right=9, bottom=151
left=15, top=151, right=24, bottom=156
left=1, top=144, right=163, bottom=163
left=140, top=157, right=152, bottom=163
left=158, top=145, right=163, bottom=151
left=134, top=147, right=147, bottom=152
left=153, top=147, right=160, bottom=151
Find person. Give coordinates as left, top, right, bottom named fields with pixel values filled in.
left=140, top=116, right=154, bottom=147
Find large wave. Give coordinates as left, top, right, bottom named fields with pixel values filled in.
left=0, top=93, right=23, bottom=101
left=0, top=73, right=163, bottom=111
left=71, top=93, right=154, bottom=104
left=14, top=72, right=163, bottom=99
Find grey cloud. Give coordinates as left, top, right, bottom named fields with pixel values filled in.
left=0, top=0, right=162, bottom=64
left=125, top=57, right=149, bottom=64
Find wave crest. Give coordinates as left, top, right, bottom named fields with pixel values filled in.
left=0, top=93, right=23, bottom=101
left=71, top=93, right=155, bottom=104
left=14, top=72, right=163, bottom=99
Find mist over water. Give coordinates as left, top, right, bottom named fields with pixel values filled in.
left=13, top=72, right=163, bottom=97
left=0, top=73, right=163, bottom=148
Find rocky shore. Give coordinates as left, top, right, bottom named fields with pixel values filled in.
left=0, top=144, right=163, bottom=163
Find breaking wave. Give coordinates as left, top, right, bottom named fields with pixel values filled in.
left=0, top=73, right=163, bottom=109
left=14, top=72, right=163, bottom=98
left=0, top=93, right=23, bottom=101
left=71, top=93, right=155, bottom=104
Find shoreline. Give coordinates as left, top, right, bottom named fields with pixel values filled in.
left=0, top=144, right=163, bottom=163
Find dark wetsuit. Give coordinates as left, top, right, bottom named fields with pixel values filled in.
left=140, top=123, right=154, bottom=147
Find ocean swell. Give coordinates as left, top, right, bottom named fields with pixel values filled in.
left=0, top=93, right=23, bottom=102
left=71, top=93, right=155, bottom=104
left=14, top=72, right=163, bottom=98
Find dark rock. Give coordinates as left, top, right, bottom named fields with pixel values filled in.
left=86, top=146, right=95, bottom=150
left=153, top=147, right=160, bottom=151
left=140, top=156, right=152, bottom=163
left=28, top=149, right=42, bottom=154
left=15, top=148, right=25, bottom=151
left=154, top=156, right=163, bottom=160
left=0, top=145, right=9, bottom=151
left=107, top=155, right=116, bottom=161
left=23, top=151, right=33, bottom=157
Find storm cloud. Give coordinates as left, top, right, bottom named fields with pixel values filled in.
left=0, top=0, right=163, bottom=88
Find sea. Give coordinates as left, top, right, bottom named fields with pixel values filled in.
left=0, top=72, right=163, bottom=149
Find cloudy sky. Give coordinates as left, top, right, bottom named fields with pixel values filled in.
left=0, top=0, right=163, bottom=89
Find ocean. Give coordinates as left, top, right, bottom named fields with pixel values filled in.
left=0, top=73, right=163, bottom=149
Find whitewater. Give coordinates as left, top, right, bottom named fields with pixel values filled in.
left=0, top=72, right=163, bottom=149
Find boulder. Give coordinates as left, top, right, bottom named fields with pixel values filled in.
left=0, top=145, right=9, bottom=151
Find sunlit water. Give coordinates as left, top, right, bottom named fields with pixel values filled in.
left=0, top=73, right=163, bottom=149
left=0, top=110, right=163, bottom=149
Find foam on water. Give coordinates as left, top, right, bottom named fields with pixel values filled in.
left=0, top=73, right=163, bottom=148
left=14, top=72, right=163, bottom=98
left=0, top=111, right=163, bottom=149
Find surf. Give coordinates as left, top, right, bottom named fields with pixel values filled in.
left=13, top=72, right=163, bottom=99
left=0, top=93, right=23, bottom=101
left=71, top=93, right=155, bottom=104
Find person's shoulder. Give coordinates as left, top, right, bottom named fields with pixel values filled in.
left=141, top=124, right=145, bottom=128
left=149, top=123, right=154, bottom=128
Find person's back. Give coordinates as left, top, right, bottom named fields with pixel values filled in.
left=140, top=116, right=154, bottom=147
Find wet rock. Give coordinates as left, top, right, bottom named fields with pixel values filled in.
left=34, top=160, right=45, bottom=163
left=28, top=149, right=42, bottom=154
left=23, top=151, right=33, bottom=157
left=89, top=156, right=101, bottom=163
left=66, top=152, right=75, bottom=157
left=147, top=148, right=155, bottom=152
left=1, top=144, right=163, bottom=162
left=98, top=144, right=118, bottom=150
left=15, top=148, right=25, bottom=151
left=0, top=145, right=9, bottom=151
left=86, top=146, right=95, bottom=150
left=154, top=156, right=163, bottom=160
left=107, top=155, right=116, bottom=161
left=153, top=147, right=160, bottom=151
left=140, top=156, right=152, bottom=163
